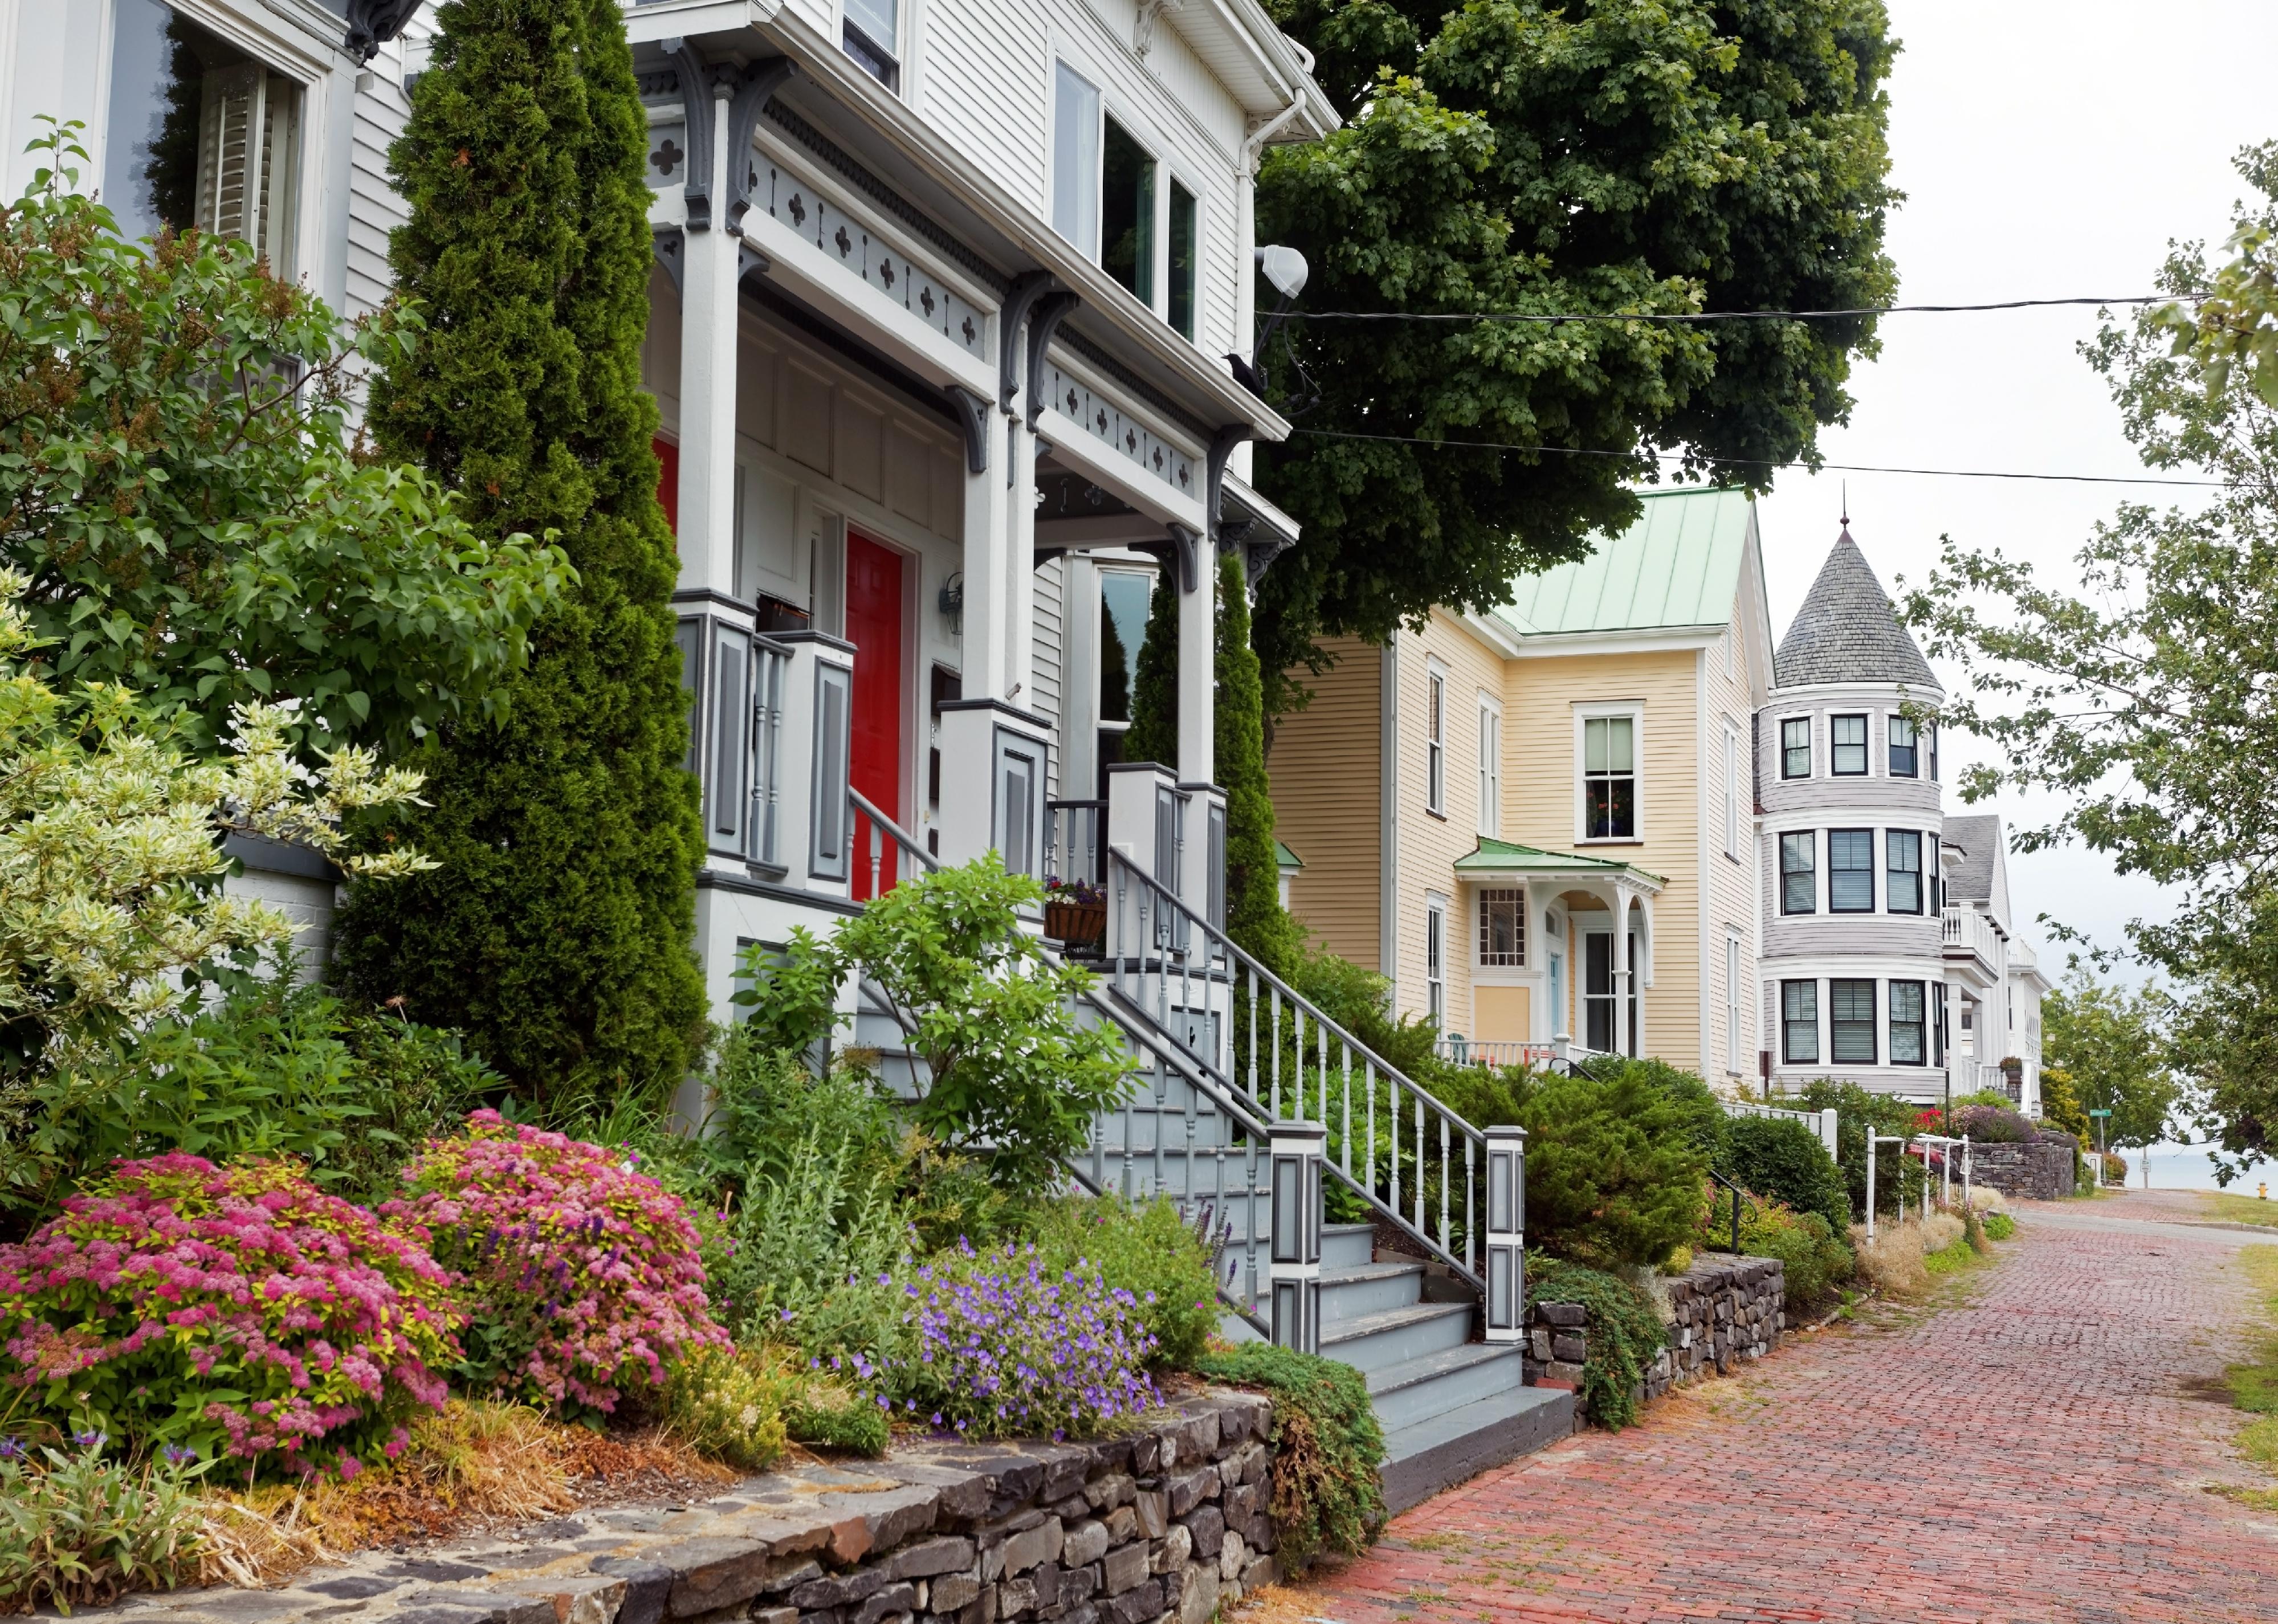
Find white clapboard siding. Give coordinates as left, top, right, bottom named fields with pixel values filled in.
left=344, top=36, right=418, bottom=321
left=1032, top=553, right=1066, bottom=797
left=916, top=1, right=1052, bottom=209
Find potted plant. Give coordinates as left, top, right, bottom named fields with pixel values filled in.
left=1043, top=875, right=1106, bottom=952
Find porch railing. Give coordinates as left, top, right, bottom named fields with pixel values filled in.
left=1102, top=845, right=1492, bottom=1291
left=1045, top=799, right=1106, bottom=890
left=1434, top=1036, right=1558, bottom=1071
left=1723, top=1097, right=1840, bottom=1160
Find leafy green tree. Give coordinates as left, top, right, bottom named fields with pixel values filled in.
left=0, top=123, right=568, bottom=754
left=735, top=858, right=1136, bottom=1198
left=1900, top=145, right=2278, bottom=1180
left=1123, top=565, right=1180, bottom=769
left=2040, top=969, right=2179, bottom=1153
left=333, top=0, right=707, bottom=1101
left=1252, top=0, right=1898, bottom=711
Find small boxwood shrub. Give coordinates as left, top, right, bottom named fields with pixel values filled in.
left=390, top=1111, right=726, bottom=1415
left=1192, top=1342, right=1384, bottom=1567
left=0, top=1154, right=457, bottom=1471
left=1025, top=1195, right=1220, bottom=1369
left=1719, top=1116, right=1852, bottom=1237
left=1522, top=1252, right=1669, bottom=1430
left=1713, top=1191, right=1853, bottom=1316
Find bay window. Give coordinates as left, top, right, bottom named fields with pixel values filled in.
left=1886, top=830, right=1924, bottom=914
left=1782, top=980, right=1819, bottom=1064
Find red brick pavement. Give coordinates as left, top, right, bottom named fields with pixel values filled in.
left=1285, top=1193, right=2278, bottom=1624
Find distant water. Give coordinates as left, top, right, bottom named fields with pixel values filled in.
left=2113, top=1141, right=2278, bottom=1193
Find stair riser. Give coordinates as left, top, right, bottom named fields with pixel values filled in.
left=1325, top=1308, right=1474, bottom=1373
left=1370, top=1354, right=1528, bottom=1433
left=1322, top=1225, right=1376, bottom=1272
left=1319, top=1268, right=1427, bottom=1321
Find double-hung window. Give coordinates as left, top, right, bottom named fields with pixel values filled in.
left=1051, top=66, right=1199, bottom=345
left=1828, top=829, right=1875, bottom=912
left=1886, top=830, right=1924, bottom=913
left=1425, top=898, right=1446, bottom=1028
left=1831, top=714, right=1869, bottom=775
left=842, top=0, right=900, bottom=89
left=1888, top=715, right=1919, bottom=777
left=1477, top=700, right=1501, bottom=836
left=1779, top=831, right=1816, bottom=915
left=1425, top=668, right=1446, bottom=816
left=1726, top=935, right=1744, bottom=1073
left=1723, top=726, right=1740, bottom=856
left=1582, top=714, right=1637, bottom=839
left=1830, top=978, right=1877, bottom=1064
left=1889, top=981, right=1927, bottom=1065
left=103, top=3, right=301, bottom=275
left=1782, top=980, right=1819, bottom=1064
left=1478, top=889, right=1524, bottom=967
left=1781, top=716, right=1812, bottom=779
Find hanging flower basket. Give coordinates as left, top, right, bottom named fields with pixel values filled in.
left=1044, top=897, right=1106, bottom=951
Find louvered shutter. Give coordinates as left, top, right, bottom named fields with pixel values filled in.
left=193, top=63, right=297, bottom=276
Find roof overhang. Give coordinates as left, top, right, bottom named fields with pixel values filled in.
left=1453, top=842, right=1666, bottom=891
left=1499, top=624, right=1729, bottom=658
left=1167, top=0, right=1339, bottom=135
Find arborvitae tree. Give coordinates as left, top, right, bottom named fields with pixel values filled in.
left=1215, top=552, right=1302, bottom=974
left=1098, top=610, right=1131, bottom=723
left=1123, top=565, right=1181, bottom=769
left=333, top=0, right=706, bottom=1101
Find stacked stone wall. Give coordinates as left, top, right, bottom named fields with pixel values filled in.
left=1965, top=1131, right=2079, bottom=1201
left=1523, top=1255, right=1785, bottom=1421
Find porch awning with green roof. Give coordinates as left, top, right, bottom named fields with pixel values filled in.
left=1452, top=837, right=1665, bottom=888
left=1274, top=840, right=1303, bottom=871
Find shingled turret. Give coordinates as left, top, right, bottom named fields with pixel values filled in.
left=1774, top=529, right=1935, bottom=689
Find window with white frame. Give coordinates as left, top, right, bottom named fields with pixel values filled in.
left=1890, top=980, right=1927, bottom=1065
left=1831, top=713, right=1869, bottom=775
left=1782, top=979, right=1819, bottom=1064
left=1051, top=64, right=1102, bottom=254
left=1888, top=714, right=1920, bottom=777
left=1828, top=828, right=1875, bottom=912
left=1886, top=830, right=1924, bottom=914
left=1425, top=897, right=1446, bottom=1027
left=1425, top=667, right=1446, bottom=816
left=1722, top=724, right=1740, bottom=856
left=1100, top=117, right=1155, bottom=304
left=1726, top=934, right=1744, bottom=1073
left=103, top=2, right=302, bottom=276
left=1781, top=715, right=1812, bottom=779
left=1168, top=181, right=1198, bottom=341
left=1478, top=889, right=1524, bottom=967
left=1049, top=67, right=1199, bottom=345
left=1779, top=830, right=1816, bottom=915
left=841, top=0, right=900, bottom=89
left=1581, top=711, right=1637, bottom=839
left=1477, top=697, right=1501, bottom=837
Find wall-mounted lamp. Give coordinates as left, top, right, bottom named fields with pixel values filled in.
left=938, top=572, right=964, bottom=638
left=1228, top=244, right=1310, bottom=397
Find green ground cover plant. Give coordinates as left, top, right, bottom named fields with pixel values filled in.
left=1025, top=1197, right=1220, bottom=1370
left=1983, top=1211, right=2017, bottom=1241
left=1521, top=1252, right=1669, bottom=1431
left=1192, top=1343, right=1384, bottom=1568
left=0, top=1435, right=208, bottom=1614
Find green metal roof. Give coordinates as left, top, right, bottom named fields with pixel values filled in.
left=1494, top=487, right=1753, bottom=636
left=1274, top=840, right=1303, bottom=870
left=1452, top=838, right=1666, bottom=886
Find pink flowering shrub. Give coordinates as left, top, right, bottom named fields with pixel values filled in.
left=389, top=1111, right=726, bottom=1414
left=0, top=1154, right=458, bottom=1474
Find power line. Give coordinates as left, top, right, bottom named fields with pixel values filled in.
left=1286, top=427, right=2229, bottom=487
left=1296, top=295, right=2206, bottom=324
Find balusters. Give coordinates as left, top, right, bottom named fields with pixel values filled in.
left=1364, top=1063, right=1377, bottom=1211
left=1339, top=1044, right=1352, bottom=1178
left=1388, top=1075, right=1401, bottom=1218
left=1438, top=1112, right=1450, bottom=1251
left=1413, top=1091, right=1425, bottom=1237
left=1247, top=972, right=1259, bottom=1112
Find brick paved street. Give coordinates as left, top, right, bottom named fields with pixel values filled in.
left=1283, top=1193, right=2278, bottom=1624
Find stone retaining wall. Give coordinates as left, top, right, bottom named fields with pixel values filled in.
left=1525, top=1254, right=1785, bottom=1421
left=92, top=1392, right=1281, bottom=1624
left=1965, top=1131, right=2078, bottom=1201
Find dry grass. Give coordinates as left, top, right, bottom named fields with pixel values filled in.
left=1847, top=1212, right=1965, bottom=1300
left=197, top=1401, right=736, bottom=1589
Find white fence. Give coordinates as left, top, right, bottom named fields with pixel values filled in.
left=1723, top=1098, right=1840, bottom=1160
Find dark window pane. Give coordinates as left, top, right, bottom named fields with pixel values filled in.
left=1829, top=828, right=1874, bottom=912
left=1168, top=179, right=1197, bottom=340
left=1831, top=978, right=1876, bottom=1063
left=1782, top=716, right=1811, bottom=778
left=1780, top=831, right=1816, bottom=915
left=1890, top=980, right=1925, bottom=1064
left=1782, top=979, right=1818, bottom=1064
left=1831, top=713, right=1868, bottom=775
left=1888, top=715, right=1918, bottom=777
left=1101, top=118, right=1155, bottom=304
left=1886, top=829, right=1922, bottom=914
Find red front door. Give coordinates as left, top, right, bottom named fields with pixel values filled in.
left=846, top=532, right=904, bottom=898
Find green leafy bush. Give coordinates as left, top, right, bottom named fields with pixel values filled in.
left=1983, top=1211, right=2017, bottom=1241
left=1718, top=1116, right=1852, bottom=1238
left=1026, top=1196, right=1221, bottom=1369
left=783, top=1380, right=890, bottom=1456
left=1712, top=1192, right=1853, bottom=1316
left=736, top=858, right=1135, bottom=1197
left=1522, top=1252, right=1669, bottom=1430
left=1192, top=1343, right=1384, bottom=1567
left=1513, top=1066, right=1710, bottom=1270
left=0, top=1436, right=207, bottom=1613
left=1794, top=1080, right=1930, bottom=1218
left=662, top=1346, right=789, bottom=1471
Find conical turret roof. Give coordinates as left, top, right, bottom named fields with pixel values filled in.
left=1774, top=529, right=1936, bottom=688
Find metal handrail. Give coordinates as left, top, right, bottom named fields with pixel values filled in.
left=1707, top=1168, right=1743, bottom=1255
left=1102, top=845, right=1489, bottom=1291
left=848, top=784, right=939, bottom=892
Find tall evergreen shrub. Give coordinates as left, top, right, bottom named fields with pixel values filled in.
left=1122, top=564, right=1180, bottom=769
left=1213, top=552, right=1301, bottom=973
left=334, top=0, right=705, bottom=1100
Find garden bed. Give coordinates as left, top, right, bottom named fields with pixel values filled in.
left=79, top=1391, right=1281, bottom=1624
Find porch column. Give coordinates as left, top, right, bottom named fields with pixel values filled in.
left=1175, top=527, right=1213, bottom=784
left=674, top=62, right=739, bottom=598
left=1006, top=408, right=1038, bottom=704
left=960, top=410, right=1012, bottom=701
left=1609, top=888, right=1632, bottom=1058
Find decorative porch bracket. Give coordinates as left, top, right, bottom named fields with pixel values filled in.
left=1024, top=293, right=1083, bottom=430
left=1482, top=1126, right=1526, bottom=1344
left=943, top=385, right=991, bottom=475
left=1269, top=1120, right=1326, bottom=1354
left=665, top=39, right=718, bottom=231
left=724, top=58, right=799, bottom=231
left=997, top=272, right=1057, bottom=414
left=1204, top=423, right=1250, bottom=544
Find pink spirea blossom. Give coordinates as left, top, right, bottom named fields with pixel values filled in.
left=386, top=1112, right=726, bottom=1414
left=0, top=1154, right=460, bottom=1470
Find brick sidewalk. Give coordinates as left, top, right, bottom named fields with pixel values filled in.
left=1282, top=1195, right=2278, bottom=1624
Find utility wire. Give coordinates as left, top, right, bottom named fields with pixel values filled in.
left=1296, top=295, right=2206, bottom=324
left=1286, top=427, right=2230, bottom=487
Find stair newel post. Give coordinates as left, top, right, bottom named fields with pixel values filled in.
left=1439, top=1113, right=1450, bottom=1252
left=1482, top=1126, right=1526, bottom=1345
left=1269, top=1120, right=1327, bottom=1354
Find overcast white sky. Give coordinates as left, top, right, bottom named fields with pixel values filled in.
left=1749, top=0, right=2278, bottom=984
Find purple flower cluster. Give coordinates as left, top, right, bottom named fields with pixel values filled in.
left=0, top=1154, right=459, bottom=1472
left=889, top=1242, right=1158, bottom=1440
left=388, top=1111, right=727, bottom=1414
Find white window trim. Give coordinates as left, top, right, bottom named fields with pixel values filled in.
left=1424, top=892, right=1448, bottom=1029
left=1424, top=659, right=1448, bottom=819
left=1722, top=720, right=1741, bottom=859
left=1829, top=711, right=1873, bottom=778
left=1473, top=884, right=1526, bottom=975
left=1779, top=711, right=1815, bottom=780
left=1476, top=691, right=1501, bottom=838
left=1044, top=52, right=1193, bottom=336
left=1725, top=930, right=1745, bottom=1075
left=1573, top=701, right=1644, bottom=844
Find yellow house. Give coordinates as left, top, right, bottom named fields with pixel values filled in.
left=1270, top=488, right=1774, bottom=1083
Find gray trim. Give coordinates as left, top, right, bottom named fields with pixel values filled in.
left=667, top=39, right=718, bottom=231
left=725, top=59, right=800, bottom=229
left=938, top=696, right=1053, bottom=731
left=697, top=868, right=863, bottom=915
left=1056, top=324, right=1215, bottom=444
left=223, top=831, right=340, bottom=883
left=1025, top=293, right=1082, bottom=430
left=943, top=385, right=991, bottom=474
left=772, top=629, right=858, bottom=655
